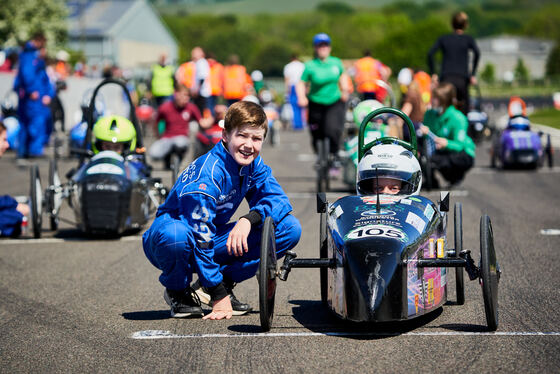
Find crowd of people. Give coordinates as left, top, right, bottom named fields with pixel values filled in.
left=0, top=11, right=490, bottom=321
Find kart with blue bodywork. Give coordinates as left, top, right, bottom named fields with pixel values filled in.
left=490, top=115, right=553, bottom=169
left=28, top=78, right=168, bottom=238
left=258, top=108, right=501, bottom=332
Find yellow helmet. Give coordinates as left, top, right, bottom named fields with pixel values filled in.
left=91, top=115, right=136, bottom=154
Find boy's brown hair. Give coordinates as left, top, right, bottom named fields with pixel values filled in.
left=452, top=11, right=468, bottom=31
left=433, top=82, right=456, bottom=109
left=224, top=101, right=268, bottom=137
left=0, top=121, right=6, bottom=134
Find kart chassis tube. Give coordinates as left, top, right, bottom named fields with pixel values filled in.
left=278, top=249, right=480, bottom=282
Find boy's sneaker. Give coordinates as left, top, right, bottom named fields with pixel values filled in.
left=164, top=288, right=204, bottom=318
left=192, top=279, right=252, bottom=316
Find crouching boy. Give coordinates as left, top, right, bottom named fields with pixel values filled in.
left=143, top=101, right=302, bottom=320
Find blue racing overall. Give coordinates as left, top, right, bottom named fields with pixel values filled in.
left=0, top=196, right=23, bottom=237
left=14, top=41, right=54, bottom=157
left=143, top=142, right=301, bottom=291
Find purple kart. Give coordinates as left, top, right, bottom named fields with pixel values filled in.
left=490, top=116, right=553, bottom=169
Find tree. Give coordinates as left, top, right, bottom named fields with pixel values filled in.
left=514, top=58, right=529, bottom=83
left=0, top=0, right=67, bottom=48
left=546, top=41, right=560, bottom=77
left=480, top=63, right=496, bottom=84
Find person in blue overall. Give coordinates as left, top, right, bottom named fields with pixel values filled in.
left=0, top=122, right=30, bottom=237
left=143, top=101, right=302, bottom=320
left=13, top=32, right=54, bottom=158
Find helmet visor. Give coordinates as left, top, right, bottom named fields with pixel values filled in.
left=358, top=169, right=419, bottom=195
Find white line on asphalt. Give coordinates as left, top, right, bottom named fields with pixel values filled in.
left=470, top=166, right=560, bottom=174
left=540, top=229, right=560, bottom=236
left=0, top=235, right=142, bottom=245
left=131, top=330, right=560, bottom=340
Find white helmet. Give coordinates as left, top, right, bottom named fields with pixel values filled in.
left=357, top=143, right=422, bottom=196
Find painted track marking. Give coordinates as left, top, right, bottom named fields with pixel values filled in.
left=1, top=235, right=142, bottom=245
left=132, top=330, right=560, bottom=340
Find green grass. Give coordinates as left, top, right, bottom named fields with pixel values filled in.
left=158, top=0, right=403, bottom=15
left=529, top=107, right=560, bottom=129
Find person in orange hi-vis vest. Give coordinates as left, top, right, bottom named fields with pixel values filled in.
left=223, top=54, right=252, bottom=106
left=207, top=55, right=224, bottom=115
left=352, top=50, right=390, bottom=101
left=175, top=61, right=195, bottom=93
left=413, top=70, right=432, bottom=105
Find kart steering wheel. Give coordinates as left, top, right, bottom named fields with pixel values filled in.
left=358, top=107, right=417, bottom=161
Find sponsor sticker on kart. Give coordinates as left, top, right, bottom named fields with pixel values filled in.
left=424, top=204, right=435, bottom=221
left=361, top=209, right=395, bottom=217
left=345, top=224, right=407, bottom=242
left=406, top=212, right=426, bottom=233
left=86, top=163, right=124, bottom=175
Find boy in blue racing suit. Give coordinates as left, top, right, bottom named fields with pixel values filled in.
left=0, top=122, right=30, bottom=237
left=143, top=101, right=302, bottom=320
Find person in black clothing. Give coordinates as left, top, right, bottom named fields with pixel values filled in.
left=427, top=11, right=480, bottom=115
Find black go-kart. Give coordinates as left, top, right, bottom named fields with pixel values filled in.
left=467, top=85, right=491, bottom=143
left=28, top=78, right=169, bottom=238
left=258, top=107, right=501, bottom=332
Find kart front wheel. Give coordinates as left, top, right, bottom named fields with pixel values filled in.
left=48, top=159, right=61, bottom=231
left=319, top=212, right=328, bottom=305
left=454, top=203, right=465, bottom=305
left=170, top=153, right=180, bottom=185
left=315, top=138, right=330, bottom=193
left=480, top=215, right=500, bottom=331
left=30, top=164, right=43, bottom=239
left=259, top=217, right=277, bottom=332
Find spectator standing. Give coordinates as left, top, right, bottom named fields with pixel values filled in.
left=223, top=55, right=252, bottom=106
left=13, top=32, right=53, bottom=158
left=189, top=47, right=211, bottom=115
left=207, top=55, right=224, bottom=115
left=296, top=33, right=351, bottom=174
left=150, top=54, right=175, bottom=107
left=352, top=49, right=390, bottom=101
left=283, top=54, right=305, bottom=130
left=427, top=11, right=480, bottom=115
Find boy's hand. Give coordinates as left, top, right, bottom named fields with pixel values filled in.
left=202, top=295, right=233, bottom=320
left=227, top=218, right=251, bottom=256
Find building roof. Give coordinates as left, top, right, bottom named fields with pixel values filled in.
left=477, top=35, right=554, bottom=56
left=67, top=0, right=140, bottom=38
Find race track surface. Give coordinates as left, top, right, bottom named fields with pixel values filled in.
left=1, top=125, right=559, bottom=373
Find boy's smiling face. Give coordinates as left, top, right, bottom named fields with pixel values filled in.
left=222, top=124, right=265, bottom=167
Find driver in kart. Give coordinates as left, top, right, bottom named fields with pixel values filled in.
left=91, top=115, right=137, bottom=155
left=142, top=101, right=302, bottom=320
left=356, top=143, right=422, bottom=196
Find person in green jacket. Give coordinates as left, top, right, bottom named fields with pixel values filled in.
left=420, top=82, right=475, bottom=187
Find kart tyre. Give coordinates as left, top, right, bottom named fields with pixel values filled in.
left=454, top=203, right=465, bottom=305
left=30, top=164, right=43, bottom=239
left=319, top=212, right=328, bottom=305
left=546, top=134, right=553, bottom=168
left=170, top=153, right=180, bottom=186
left=316, top=138, right=330, bottom=193
left=480, top=215, right=500, bottom=331
left=269, top=122, right=276, bottom=146
left=48, top=159, right=61, bottom=231
left=259, top=217, right=277, bottom=332
left=421, top=138, right=433, bottom=190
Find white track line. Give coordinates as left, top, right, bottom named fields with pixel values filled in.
left=1, top=235, right=141, bottom=245
left=131, top=330, right=560, bottom=340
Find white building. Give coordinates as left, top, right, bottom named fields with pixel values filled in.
left=476, top=35, right=555, bottom=80
left=67, top=0, right=178, bottom=69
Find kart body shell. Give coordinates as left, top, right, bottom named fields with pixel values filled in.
left=325, top=194, right=446, bottom=322
left=68, top=151, right=153, bottom=234
left=491, top=118, right=553, bottom=169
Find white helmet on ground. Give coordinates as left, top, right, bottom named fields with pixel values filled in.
left=357, top=143, right=422, bottom=196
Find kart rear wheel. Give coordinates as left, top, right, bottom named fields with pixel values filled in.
left=319, top=212, right=328, bottom=305
left=30, top=164, right=43, bottom=239
left=48, top=159, right=61, bottom=231
left=259, top=217, right=277, bottom=332
left=316, top=138, right=329, bottom=193
left=170, top=153, right=180, bottom=185
left=454, top=203, right=465, bottom=305
left=480, top=215, right=500, bottom=331
left=545, top=134, right=553, bottom=168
